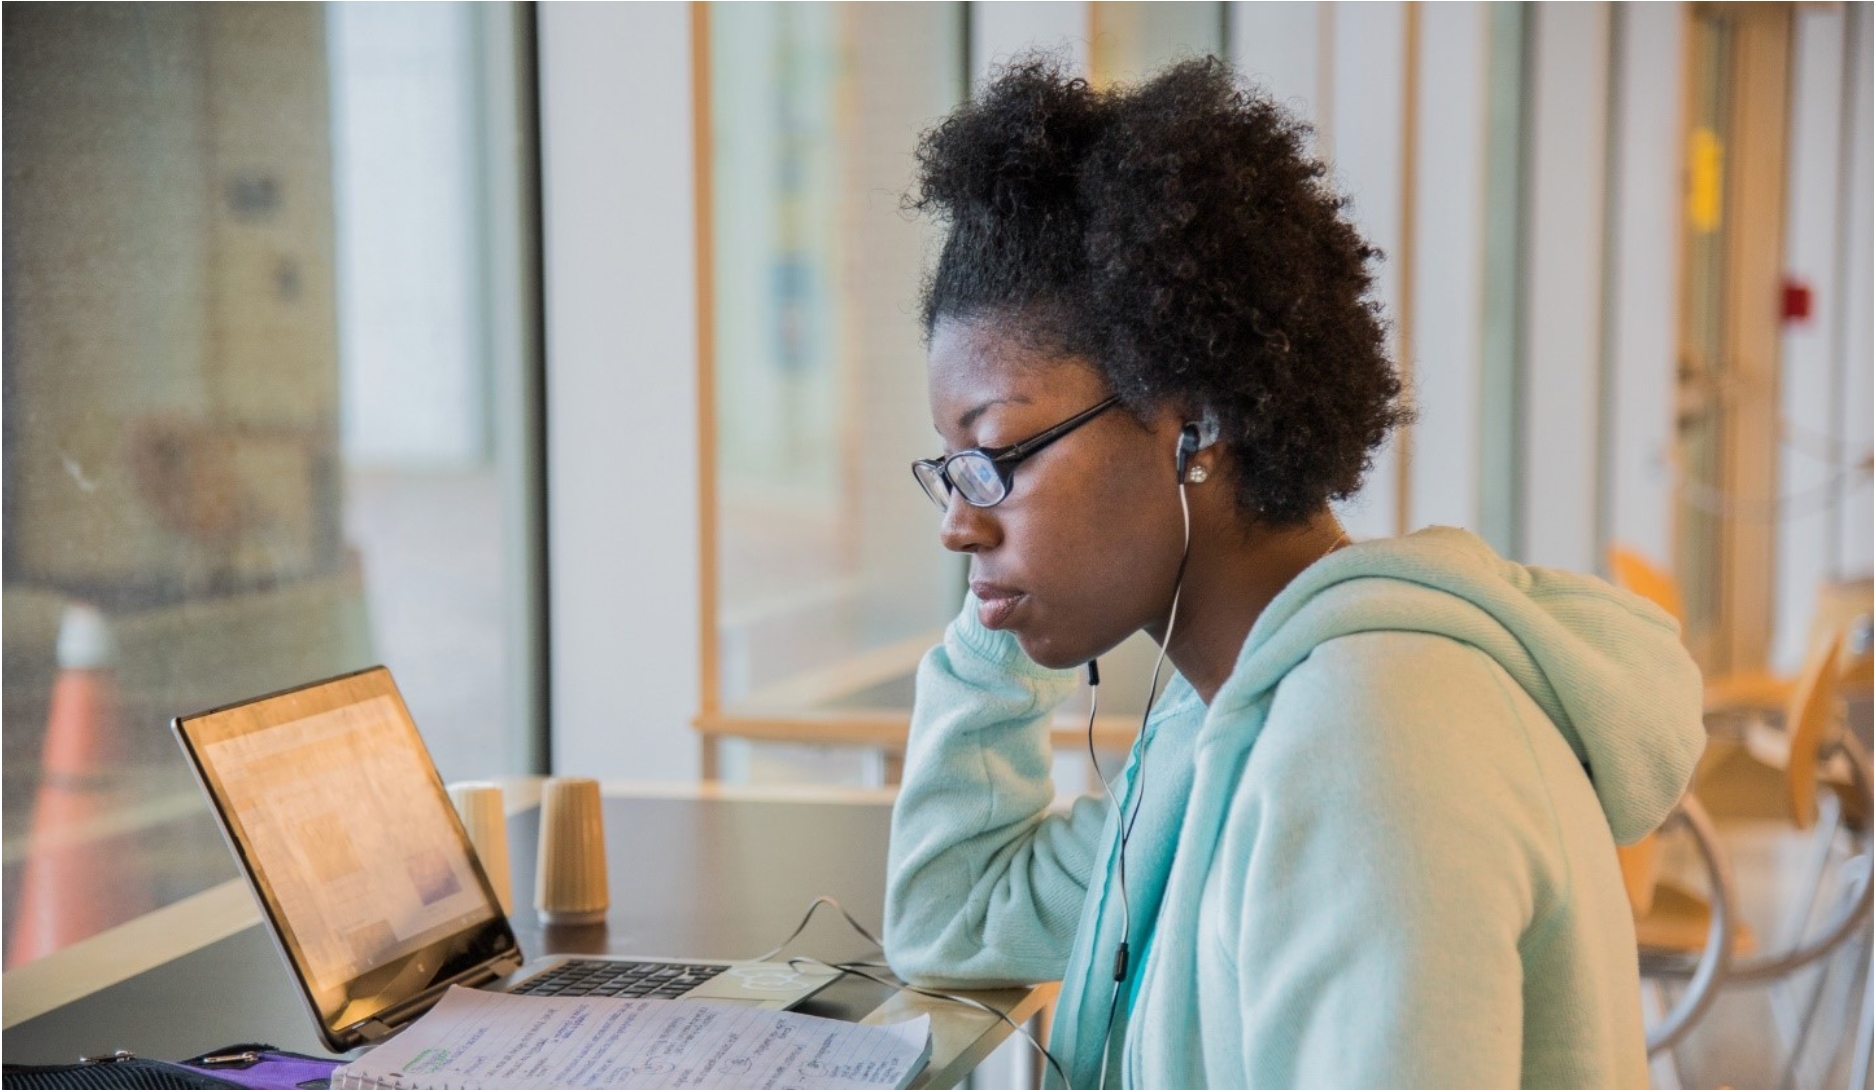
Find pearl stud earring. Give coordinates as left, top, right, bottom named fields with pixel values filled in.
left=1185, top=465, right=1208, bottom=484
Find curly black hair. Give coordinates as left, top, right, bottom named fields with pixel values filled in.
left=912, top=56, right=1411, bottom=527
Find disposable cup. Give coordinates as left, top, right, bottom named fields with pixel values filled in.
left=534, top=777, right=609, bottom=925
left=448, top=781, right=513, bottom=914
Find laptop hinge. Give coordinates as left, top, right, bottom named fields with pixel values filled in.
left=350, top=1019, right=395, bottom=1045
left=350, top=957, right=520, bottom=1041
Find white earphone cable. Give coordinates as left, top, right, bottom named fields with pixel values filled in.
left=1090, top=449, right=1194, bottom=1090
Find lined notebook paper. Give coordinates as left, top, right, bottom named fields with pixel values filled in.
left=329, top=986, right=931, bottom=1089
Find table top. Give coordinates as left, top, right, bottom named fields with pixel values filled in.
left=2, top=785, right=1050, bottom=1088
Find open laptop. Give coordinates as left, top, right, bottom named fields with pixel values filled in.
left=173, top=665, right=840, bottom=1053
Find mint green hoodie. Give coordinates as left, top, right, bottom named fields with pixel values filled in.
left=884, top=527, right=1705, bottom=1088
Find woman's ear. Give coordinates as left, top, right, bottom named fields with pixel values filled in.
left=1175, top=409, right=1220, bottom=480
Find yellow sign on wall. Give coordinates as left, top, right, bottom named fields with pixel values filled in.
left=1688, top=126, right=1724, bottom=234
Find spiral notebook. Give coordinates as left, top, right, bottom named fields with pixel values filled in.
left=328, top=986, right=932, bottom=1089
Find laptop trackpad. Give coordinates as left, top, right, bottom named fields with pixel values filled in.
left=685, top=963, right=841, bottom=1006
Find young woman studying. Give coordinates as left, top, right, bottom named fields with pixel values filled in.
left=883, top=58, right=1706, bottom=1088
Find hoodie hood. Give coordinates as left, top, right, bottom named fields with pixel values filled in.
left=1214, top=526, right=1704, bottom=844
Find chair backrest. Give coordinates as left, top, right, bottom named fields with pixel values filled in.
left=1808, top=582, right=1873, bottom=695
left=1617, top=833, right=1660, bottom=918
left=1609, top=546, right=1686, bottom=626
left=1785, top=628, right=1847, bottom=830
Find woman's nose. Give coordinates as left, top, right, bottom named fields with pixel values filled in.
left=938, top=493, right=1000, bottom=554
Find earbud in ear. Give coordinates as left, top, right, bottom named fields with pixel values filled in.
left=1174, top=412, right=1220, bottom=481
left=1176, top=425, right=1201, bottom=481
left=1190, top=410, right=1221, bottom=451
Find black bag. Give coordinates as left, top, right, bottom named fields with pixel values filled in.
left=3, top=1044, right=339, bottom=1090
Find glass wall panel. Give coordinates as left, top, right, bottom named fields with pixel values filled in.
left=1677, top=11, right=1732, bottom=665
left=1, top=2, right=537, bottom=966
left=1093, top=2, right=1225, bottom=86
left=706, top=4, right=1242, bottom=768
left=710, top=4, right=967, bottom=744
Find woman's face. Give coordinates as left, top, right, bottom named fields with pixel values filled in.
left=926, top=317, right=1192, bottom=669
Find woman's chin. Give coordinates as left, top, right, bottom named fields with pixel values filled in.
left=1014, top=631, right=1087, bottom=672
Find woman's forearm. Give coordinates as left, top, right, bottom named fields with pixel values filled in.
left=884, top=603, right=1108, bottom=987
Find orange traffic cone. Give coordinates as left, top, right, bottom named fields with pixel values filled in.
left=6, top=603, right=154, bottom=967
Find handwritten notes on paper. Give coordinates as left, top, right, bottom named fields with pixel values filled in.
left=329, top=986, right=932, bottom=1089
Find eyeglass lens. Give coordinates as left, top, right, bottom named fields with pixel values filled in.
left=914, top=452, right=1007, bottom=511
left=913, top=461, right=948, bottom=509
left=948, top=453, right=1004, bottom=505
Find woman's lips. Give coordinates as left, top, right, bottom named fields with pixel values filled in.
left=972, top=584, right=1026, bottom=630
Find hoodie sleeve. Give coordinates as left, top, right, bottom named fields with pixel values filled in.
left=1210, top=633, right=1570, bottom=1089
left=883, top=601, right=1111, bottom=988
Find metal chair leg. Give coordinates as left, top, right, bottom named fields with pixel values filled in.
left=1771, top=794, right=1845, bottom=1049
left=1776, top=935, right=1841, bottom=1090
left=1641, top=980, right=1686, bottom=1090
left=1851, top=934, right=1874, bottom=1090
left=1779, top=794, right=1844, bottom=952
left=1646, top=796, right=1738, bottom=1055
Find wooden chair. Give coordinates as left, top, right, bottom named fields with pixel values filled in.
left=1624, top=795, right=1741, bottom=1059
left=1605, top=546, right=1868, bottom=717
left=1614, top=559, right=1874, bottom=1079
left=1716, top=626, right=1873, bottom=1087
left=1609, top=545, right=1756, bottom=1020
left=1606, top=546, right=1876, bottom=1066
left=1622, top=822, right=1755, bottom=967
left=1607, top=547, right=1687, bottom=623
left=1741, top=629, right=1863, bottom=830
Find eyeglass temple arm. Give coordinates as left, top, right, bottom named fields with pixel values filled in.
left=992, top=397, right=1120, bottom=463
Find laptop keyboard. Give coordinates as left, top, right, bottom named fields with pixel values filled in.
left=511, top=959, right=730, bottom=1000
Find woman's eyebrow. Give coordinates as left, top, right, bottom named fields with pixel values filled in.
left=957, top=396, right=1029, bottom=431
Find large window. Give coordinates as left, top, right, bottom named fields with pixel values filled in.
left=1092, top=2, right=1224, bottom=86
left=702, top=3, right=968, bottom=780
left=699, top=4, right=1229, bottom=779
left=1, top=2, right=540, bottom=966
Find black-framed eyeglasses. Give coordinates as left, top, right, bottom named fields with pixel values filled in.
left=911, top=396, right=1120, bottom=511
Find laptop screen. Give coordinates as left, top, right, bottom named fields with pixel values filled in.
left=175, top=667, right=516, bottom=1048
